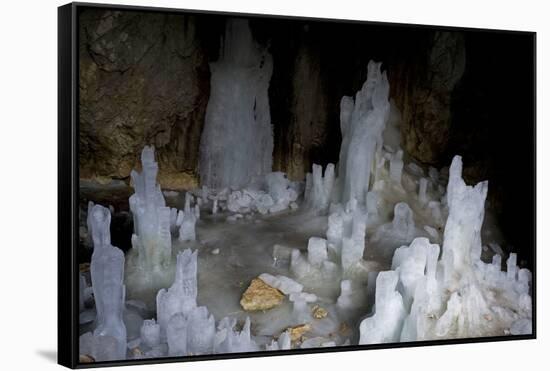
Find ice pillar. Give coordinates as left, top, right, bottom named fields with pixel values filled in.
left=441, top=155, right=488, bottom=285
left=129, top=146, right=172, bottom=271
left=88, top=203, right=127, bottom=360
left=199, top=19, right=274, bottom=189
left=337, top=61, right=390, bottom=205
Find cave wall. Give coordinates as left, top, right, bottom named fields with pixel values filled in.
left=79, top=9, right=222, bottom=189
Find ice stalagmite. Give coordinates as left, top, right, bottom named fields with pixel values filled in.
left=156, top=249, right=198, bottom=339
left=359, top=271, right=406, bottom=344
left=214, top=317, right=259, bottom=353
left=129, top=146, right=172, bottom=270
left=199, top=19, right=273, bottom=189
left=304, top=163, right=335, bottom=213
left=337, top=61, right=390, bottom=205
left=359, top=155, right=533, bottom=343
left=441, top=156, right=488, bottom=286
left=82, top=203, right=127, bottom=361
left=178, top=193, right=198, bottom=242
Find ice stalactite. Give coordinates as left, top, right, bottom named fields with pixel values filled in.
left=337, top=61, right=390, bottom=205
left=80, top=203, right=127, bottom=361
left=129, top=146, right=172, bottom=271
left=359, top=155, right=533, bottom=344
left=199, top=18, right=274, bottom=189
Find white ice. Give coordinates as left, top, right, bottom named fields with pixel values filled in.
left=83, top=203, right=127, bottom=361
left=199, top=19, right=273, bottom=189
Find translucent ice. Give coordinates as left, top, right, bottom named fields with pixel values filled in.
left=307, top=237, right=328, bottom=267
left=337, top=61, right=390, bottom=205
left=441, top=156, right=488, bottom=286
left=140, top=319, right=161, bottom=348
left=186, top=306, right=216, bottom=355
left=373, top=202, right=415, bottom=244
left=87, top=203, right=127, bottom=359
left=258, top=273, right=303, bottom=295
left=199, top=19, right=274, bottom=189
left=304, top=163, right=335, bottom=213
left=361, top=155, right=532, bottom=342
left=178, top=193, right=198, bottom=242
left=156, top=250, right=198, bottom=339
left=167, top=313, right=187, bottom=356
left=290, top=292, right=318, bottom=324
left=214, top=317, right=259, bottom=354
left=266, top=331, right=291, bottom=350
left=389, top=149, right=404, bottom=184
left=418, top=178, right=428, bottom=204
left=129, top=146, right=172, bottom=270
left=359, top=271, right=406, bottom=344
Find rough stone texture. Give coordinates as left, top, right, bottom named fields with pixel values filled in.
left=311, top=305, right=328, bottom=319
left=390, top=31, right=465, bottom=165
left=269, top=25, right=335, bottom=181
left=240, top=278, right=285, bottom=311
left=287, top=323, right=312, bottom=342
left=79, top=9, right=212, bottom=189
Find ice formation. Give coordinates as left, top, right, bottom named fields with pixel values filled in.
left=79, top=59, right=532, bottom=362
left=359, top=271, right=406, bottom=344
left=129, top=146, right=172, bottom=270
left=131, top=248, right=262, bottom=357
left=156, top=250, right=199, bottom=338
left=337, top=61, right=390, bottom=205
left=199, top=18, right=273, bottom=189
left=359, top=155, right=533, bottom=343
left=177, top=193, right=198, bottom=242
left=304, top=163, right=335, bottom=213
left=81, top=203, right=127, bottom=361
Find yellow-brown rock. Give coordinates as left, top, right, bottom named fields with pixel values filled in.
left=311, top=305, right=328, bottom=319
left=240, top=278, right=284, bottom=311
left=287, top=323, right=312, bottom=342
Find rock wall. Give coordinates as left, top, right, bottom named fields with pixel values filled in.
left=79, top=9, right=217, bottom=189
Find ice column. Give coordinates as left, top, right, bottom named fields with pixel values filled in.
left=337, top=61, right=390, bottom=204
left=199, top=19, right=274, bottom=189
left=389, top=149, right=404, bottom=184
left=304, top=163, right=335, bottom=213
left=391, top=202, right=416, bottom=242
left=441, top=156, right=488, bottom=286
left=129, top=146, right=172, bottom=271
left=88, top=203, right=127, bottom=360
left=359, top=271, right=406, bottom=344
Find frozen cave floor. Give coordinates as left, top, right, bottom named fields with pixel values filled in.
left=79, top=161, right=513, bottom=349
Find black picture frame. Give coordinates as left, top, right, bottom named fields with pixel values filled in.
left=58, top=2, right=537, bottom=369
